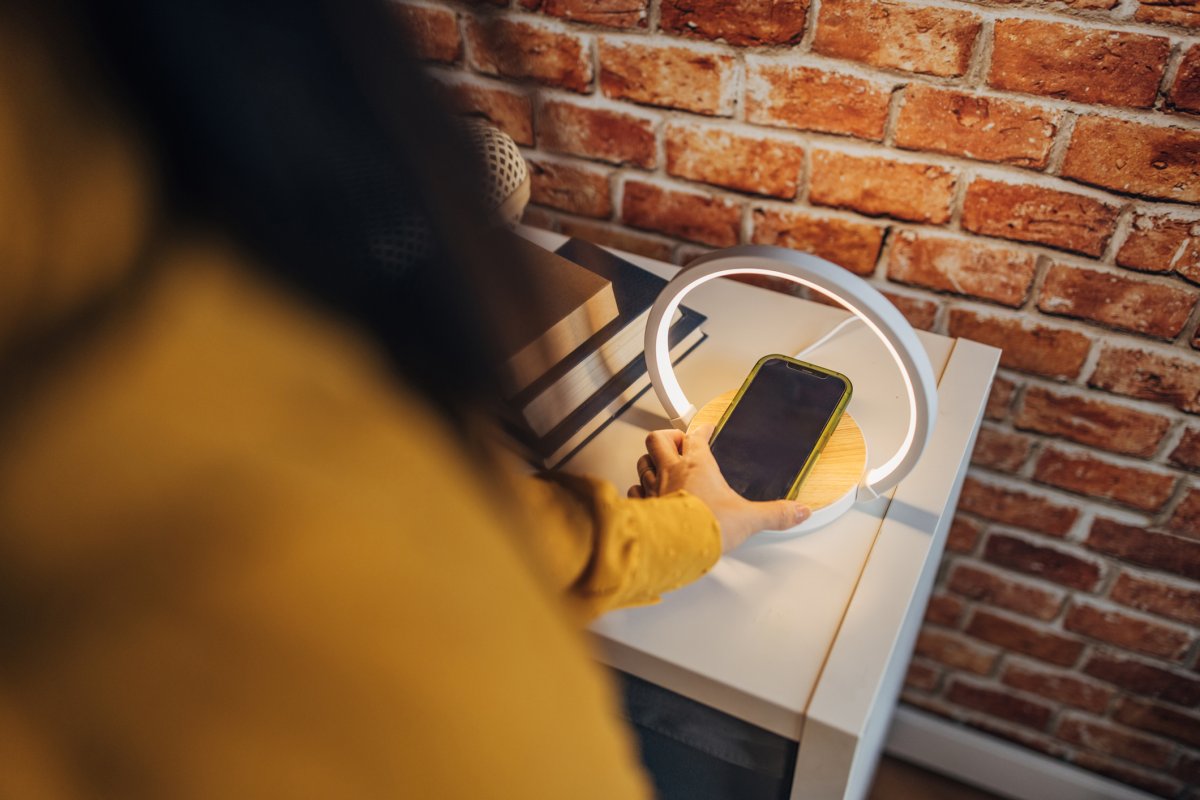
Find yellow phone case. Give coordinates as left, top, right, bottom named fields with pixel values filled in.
left=710, top=354, right=853, bottom=501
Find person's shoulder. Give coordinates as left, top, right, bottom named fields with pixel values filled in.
left=0, top=241, right=651, bottom=798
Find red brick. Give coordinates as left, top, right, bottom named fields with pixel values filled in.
left=1112, top=571, right=1200, bottom=628
left=750, top=207, right=884, bottom=276
left=961, top=179, right=1119, bottom=257
left=1014, top=386, right=1170, bottom=458
left=900, top=689, right=957, bottom=717
left=980, top=0, right=1122, bottom=8
left=1065, top=601, right=1194, bottom=660
left=895, top=85, right=1060, bottom=168
left=958, top=475, right=1078, bottom=536
left=924, top=592, right=965, bottom=627
left=945, top=678, right=1054, bottom=729
left=1168, top=44, right=1200, bottom=114
left=970, top=427, right=1032, bottom=473
left=886, top=231, right=1036, bottom=307
left=1115, top=697, right=1200, bottom=748
left=1087, top=517, right=1200, bottom=580
left=556, top=218, right=673, bottom=262
left=744, top=59, right=891, bottom=141
left=915, top=629, right=997, bottom=674
left=439, top=78, right=534, bottom=146
left=969, top=429, right=1028, bottom=477
left=1173, top=753, right=1200, bottom=785
left=1038, top=263, right=1196, bottom=340
left=1033, top=448, right=1177, bottom=512
left=1062, top=116, right=1200, bottom=204
left=1171, top=427, right=1200, bottom=470
left=394, top=3, right=461, bottom=62
left=1089, top=345, right=1200, bottom=415
left=1167, top=487, right=1200, bottom=537
left=465, top=16, right=592, bottom=92
left=809, top=151, right=956, bottom=224
left=526, top=157, right=612, bottom=218
left=660, top=0, right=808, bottom=46
left=665, top=124, right=804, bottom=199
left=985, top=376, right=1016, bottom=422
left=948, top=562, right=1065, bottom=620
left=520, top=0, right=649, bottom=28
left=947, top=514, right=982, bottom=553
left=1057, top=714, right=1173, bottom=768
left=537, top=100, right=656, bottom=167
left=1085, top=650, right=1200, bottom=705
left=1117, top=213, right=1200, bottom=284
left=1004, top=664, right=1114, bottom=713
left=882, top=291, right=939, bottom=331
left=621, top=181, right=740, bottom=247
left=599, top=38, right=736, bottom=115
left=985, top=532, right=1103, bottom=591
left=946, top=308, right=1091, bottom=380
left=905, top=660, right=941, bottom=691
left=1071, top=752, right=1182, bottom=799
left=989, top=20, right=1170, bottom=109
left=813, top=0, right=981, bottom=78
left=1135, top=0, right=1200, bottom=28
left=966, top=608, right=1085, bottom=666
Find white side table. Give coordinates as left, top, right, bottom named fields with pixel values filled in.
left=521, top=228, right=999, bottom=800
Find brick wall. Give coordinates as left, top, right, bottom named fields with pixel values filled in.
left=397, top=0, right=1200, bottom=795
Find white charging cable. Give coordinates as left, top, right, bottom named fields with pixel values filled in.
left=794, top=316, right=863, bottom=359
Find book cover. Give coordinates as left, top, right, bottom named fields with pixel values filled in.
left=510, top=237, right=678, bottom=410
left=503, top=307, right=707, bottom=469
left=519, top=306, right=682, bottom=437
left=499, top=237, right=620, bottom=393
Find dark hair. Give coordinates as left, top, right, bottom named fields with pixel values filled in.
left=78, top=0, right=526, bottom=433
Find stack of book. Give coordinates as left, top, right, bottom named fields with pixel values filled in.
left=498, top=237, right=707, bottom=469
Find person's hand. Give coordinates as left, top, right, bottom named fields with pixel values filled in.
left=628, top=424, right=810, bottom=552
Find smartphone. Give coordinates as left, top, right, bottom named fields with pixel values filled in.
left=709, top=355, right=852, bottom=502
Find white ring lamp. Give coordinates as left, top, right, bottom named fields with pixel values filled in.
left=644, top=245, right=938, bottom=512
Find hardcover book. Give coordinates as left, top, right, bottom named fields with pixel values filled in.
left=498, top=236, right=620, bottom=394
left=502, top=238, right=707, bottom=468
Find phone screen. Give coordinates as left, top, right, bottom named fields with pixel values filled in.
left=710, top=358, right=850, bottom=502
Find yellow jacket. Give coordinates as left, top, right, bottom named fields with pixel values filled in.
left=0, top=11, right=720, bottom=799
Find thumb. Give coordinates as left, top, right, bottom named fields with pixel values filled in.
left=755, top=500, right=810, bottom=532
left=684, top=423, right=717, bottom=454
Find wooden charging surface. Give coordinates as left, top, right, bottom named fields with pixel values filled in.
left=688, top=390, right=867, bottom=512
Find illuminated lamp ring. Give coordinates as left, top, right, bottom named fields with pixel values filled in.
left=644, top=245, right=938, bottom=501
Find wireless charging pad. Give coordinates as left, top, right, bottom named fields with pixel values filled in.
left=646, top=246, right=939, bottom=533
left=688, top=390, right=868, bottom=534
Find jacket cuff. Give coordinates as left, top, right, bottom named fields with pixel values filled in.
left=620, top=489, right=722, bottom=603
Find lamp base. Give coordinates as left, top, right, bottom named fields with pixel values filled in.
left=688, top=390, right=867, bottom=535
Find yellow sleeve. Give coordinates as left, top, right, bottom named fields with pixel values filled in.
left=0, top=252, right=657, bottom=800
left=517, top=472, right=722, bottom=619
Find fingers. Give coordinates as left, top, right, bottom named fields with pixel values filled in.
left=645, top=430, right=683, bottom=470
left=634, top=431, right=681, bottom=500
left=637, top=454, right=654, bottom=476
left=627, top=485, right=645, bottom=499
left=636, top=454, right=658, bottom=495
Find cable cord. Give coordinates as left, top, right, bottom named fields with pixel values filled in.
left=794, top=315, right=862, bottom=359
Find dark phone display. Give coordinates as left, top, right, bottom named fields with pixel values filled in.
left=711, top=358, right=849, bottom=502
